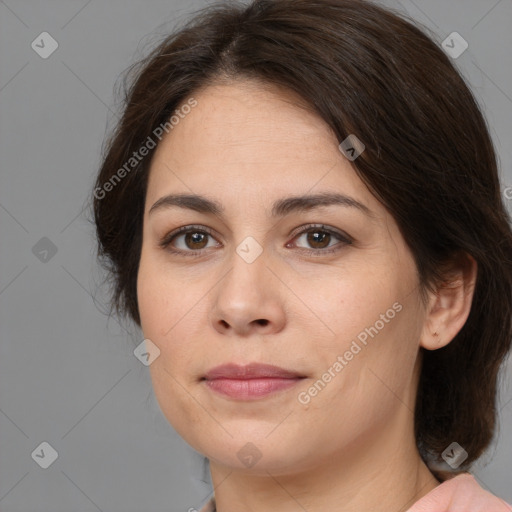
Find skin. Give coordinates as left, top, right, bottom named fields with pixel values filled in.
left=137, top=80, right=477, bottom=512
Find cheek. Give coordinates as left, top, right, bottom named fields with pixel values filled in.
left=295, top=255, right=422, bottom=407
left=291, top=263, right=402, bottom=352
left=298, top=303, right=422, bottom=452
left=137, top=248, right=177, bottom=338
left=137, top=249, right=207, bottom=375
left=137, top=255, right=206, bottom=440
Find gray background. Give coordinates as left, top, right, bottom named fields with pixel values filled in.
left=1, top=0, right=511, bottom=511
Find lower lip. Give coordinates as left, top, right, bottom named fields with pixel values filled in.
left=204, top=377, right=303, bottom=399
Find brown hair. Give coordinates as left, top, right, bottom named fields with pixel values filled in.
left=93, top=0, right=512, bottom=479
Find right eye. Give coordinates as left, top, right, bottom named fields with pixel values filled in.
left=159, top=225, right=221, bottom=256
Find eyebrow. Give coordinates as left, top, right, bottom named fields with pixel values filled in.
left=148, top=192, right=375, bottom=219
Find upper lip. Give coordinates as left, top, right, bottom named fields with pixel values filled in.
left=203, top=363, right=305, bottom=380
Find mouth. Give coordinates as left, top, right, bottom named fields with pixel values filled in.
left=202, top=362, right=307, bottom=400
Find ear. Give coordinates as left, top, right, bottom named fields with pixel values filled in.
left=420, top=252, right=478, bottom=350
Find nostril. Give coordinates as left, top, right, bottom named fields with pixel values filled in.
left=256, top=319, right=269, bottom=326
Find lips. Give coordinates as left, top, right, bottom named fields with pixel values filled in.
left=203, top=362, right=305, bottom=380
left=202, top=363, right=306, bottom=400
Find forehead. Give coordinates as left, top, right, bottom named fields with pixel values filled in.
left=146, top=81, right=380, bottom=216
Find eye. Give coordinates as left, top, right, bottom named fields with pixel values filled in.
left=159, top=223, right=352, bottom=257
left=287, top=224, right=352, bottom=255
left=159, top=225, right=220, bottom=256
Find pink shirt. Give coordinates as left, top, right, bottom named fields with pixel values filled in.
left=406, top=473, right=512, bottom=512
left=199, top=473, right=512, bottom=512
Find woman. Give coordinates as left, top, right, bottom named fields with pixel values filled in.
left=93, top=1, right=512, bottom=510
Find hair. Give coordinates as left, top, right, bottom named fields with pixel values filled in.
left=93, top=0, right=512, bottom=481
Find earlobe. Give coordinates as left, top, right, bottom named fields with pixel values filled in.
left=420, top=253, right=478, bottom=351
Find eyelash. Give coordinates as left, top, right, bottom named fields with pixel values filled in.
left=159, top=224, right=353, bottom=258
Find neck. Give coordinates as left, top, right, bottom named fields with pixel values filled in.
left=208, top=403, right=440, bottom=512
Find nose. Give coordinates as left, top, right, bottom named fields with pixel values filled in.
left=209, top=247, right=287, bottom=337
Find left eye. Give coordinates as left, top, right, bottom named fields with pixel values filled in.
left=290, top=226, right=352, bottom=252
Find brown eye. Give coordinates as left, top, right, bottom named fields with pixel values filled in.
left=306, top=230, right=332, bottom=249
left=184, top=231, right=209, bottom=250
left=159, top=225, right=219, bottom=255
left=290, top=224, right=352, bottom=255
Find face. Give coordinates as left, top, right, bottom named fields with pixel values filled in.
left=137, top=80, right=427, bottom=475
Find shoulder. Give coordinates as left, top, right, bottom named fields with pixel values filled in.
left=407, top=473, right=512, bottom=512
